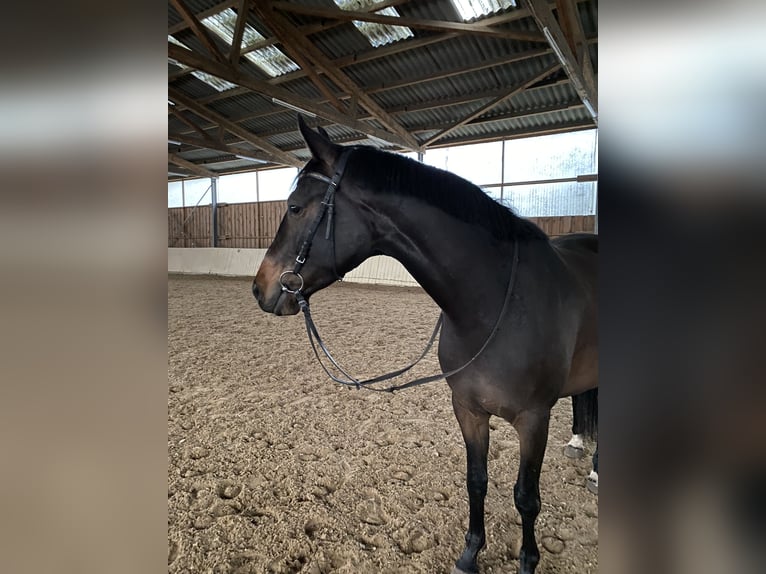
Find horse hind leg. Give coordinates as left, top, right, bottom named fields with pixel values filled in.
left=573, top=388, right=598, bottom=495
left=451, top=400, right=490, bottom=574
left=565, top=389, right=598, bottom=460
left=513, top=409, right=551, bottom=574
left=587, top=442, right=599, bottom=495
left=563, top=395, right=585, bottom=459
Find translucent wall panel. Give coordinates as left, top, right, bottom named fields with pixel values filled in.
left=501, top=182, right=596, bottom=217
left=257, top=167, right=299, bottom=202
left=167, top=178, right=212, bottom=208
left=424, top=141, right=503, bottom=186
left=168, top=181, right=184, bottom=208
left=503, top=130, right=597, bottom=182
left=217, top=171, right=258, bottom=204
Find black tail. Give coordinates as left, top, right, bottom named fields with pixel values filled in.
left=572, top=388, right=598, bottom=440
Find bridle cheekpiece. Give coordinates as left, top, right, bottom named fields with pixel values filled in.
left=278, top=150, right=352, bottom=300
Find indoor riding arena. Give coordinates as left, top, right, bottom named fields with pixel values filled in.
left=168, top=275, right=598, bottom=574
left=168, top=1, right=598, bottom=573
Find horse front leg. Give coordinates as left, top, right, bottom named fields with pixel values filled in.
left=513, top=409, right=550, bottom=574
left=451, top=400, right=490, bottom=574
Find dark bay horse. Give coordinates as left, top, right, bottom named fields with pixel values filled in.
left=252, top=118, right=598, bottom=574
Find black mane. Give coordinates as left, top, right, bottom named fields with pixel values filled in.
left=344, top=146, right=548, bottom=242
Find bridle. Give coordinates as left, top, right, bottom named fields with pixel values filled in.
left=278, top=149, right=521, bottom=393
left=278, top=150, right=352, bottom=296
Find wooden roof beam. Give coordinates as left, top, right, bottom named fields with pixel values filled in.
left=169, top=87, right=303, bottom=167
left=271, top=1, right=546, bottom=43
left=239, top=0, right=413, bottom=56
left=254, top=2, right=420, bottom=150
left=554, top=0, right=596, bottom=98
left=169, top=0, right=411, bottom=48
left=169, top=0, right=237, bottom=35
left=169, top=133, right=275, bottom=164
left=411, top=100, right=583, bottom=134
left=168, top=153, right=217, bottom=178
left=176, top=35, right=595, bottom=113
left=228, top=0, right=250, bottom=65
left=169, top=106, right=216, bottom=141
left=172, top=71, right=573, bottom=139
left=254, top=5, right=349, bottom=114
left=423, top=62, right=562, bottom=146
left=169, top=0, right=228, bottom=64
left=385, top=77, right=572, bottom=114
left=524, top=0, right=597, bottom=122
left=182, top=5, right=593, bottom=103
left=169, top=42, right=419, bottom=150
left=425, top=121, right=595, bottom=148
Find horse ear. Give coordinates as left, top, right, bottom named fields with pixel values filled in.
left=298, top=114, right=340, bottom=165
left=317, top=125, right=330, bottom=139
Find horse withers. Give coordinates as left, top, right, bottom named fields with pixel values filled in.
left=253, top=117, right=598, bottom=574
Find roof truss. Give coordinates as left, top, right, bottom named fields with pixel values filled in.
left=168, top=0, right=597, bottom=178
left=523, top=0, right=597, bottom=121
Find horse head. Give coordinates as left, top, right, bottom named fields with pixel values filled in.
left=252, top=116, right=374, bottom=315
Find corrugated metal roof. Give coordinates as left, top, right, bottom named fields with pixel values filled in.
left=449, top=0, right=517, bottom=22
left=334, top=1, right=414, bottom=47
left=168, top=0, right=598, bottom=179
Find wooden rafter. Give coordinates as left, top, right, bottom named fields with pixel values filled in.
left=254, top=2, right=420, bottom=151
left=169, top=42, right=419, bottom=150
left=169, top=0, right=409, bottom=37
left=427, top=120, right=594, bottom=148
left=424, top=62, right=561, bottom=146
left=169, top=88, right=302, bottom=167
left=367, top=48, right=551, bottom=93
left=254, top=7, right=348, bottom=114
left=232, top=0, right=587, bottom=61
left=523, top=0, right=597, bottom=122
left=287, top=50, right=349, bottom=115
left=240, top=0, right=413, bottom=57
left=169, top=68, right=193, bottom=82
left=412, top=100, right=582, bottom=134
left=169, top=133, right=274, bottom=164
left=169, top=0, right=228, bottom=64
left=172, top=77, right=574, bottom=140
left=169, top=1, right=589, bottom=87
left=169, top=153, right=217, bottom=178
left=167, top=1, right=598, bottom=175
left=176, top=5, right=593, bottom=104
left=271, top=1, right=546, bottom=43
left=169, top=0, right=237, bottom=35
left=174, top=99, right=584, bottom=156
left=554, top=0, right=596, bottom=98
left=169, top=106, right=216, bottom=141
left=228, top=0, right=250, bottom=64
left=386, top=77, right=572, bottom=114
left=189, top=34, right=591, bottom=113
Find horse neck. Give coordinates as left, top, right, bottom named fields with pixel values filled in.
left=366, top=194, right=516, bottom=322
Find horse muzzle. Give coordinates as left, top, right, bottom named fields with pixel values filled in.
left=252, top=280, right=301, bottom=316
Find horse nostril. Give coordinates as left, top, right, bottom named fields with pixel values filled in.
left=252, top=282, right=261, bottom=300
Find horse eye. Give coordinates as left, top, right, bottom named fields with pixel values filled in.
left=288, top=204, right=302, bottom=215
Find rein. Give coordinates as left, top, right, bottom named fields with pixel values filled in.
left=280, top=150, right=521, bottom=393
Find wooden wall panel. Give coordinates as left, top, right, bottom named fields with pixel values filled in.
left=169, top=201, right=596, bottom=247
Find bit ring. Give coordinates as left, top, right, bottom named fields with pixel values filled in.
left=279, top=270, right=304, bottom=294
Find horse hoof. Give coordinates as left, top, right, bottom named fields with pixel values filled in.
left=563, top=445, right=585, bottom=459
left=586, top=474, right=598, bottom=495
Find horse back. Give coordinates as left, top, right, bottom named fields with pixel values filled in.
left=551, top=233, right=598, bottom=283
left=551, top=232, right=598, bottom=255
